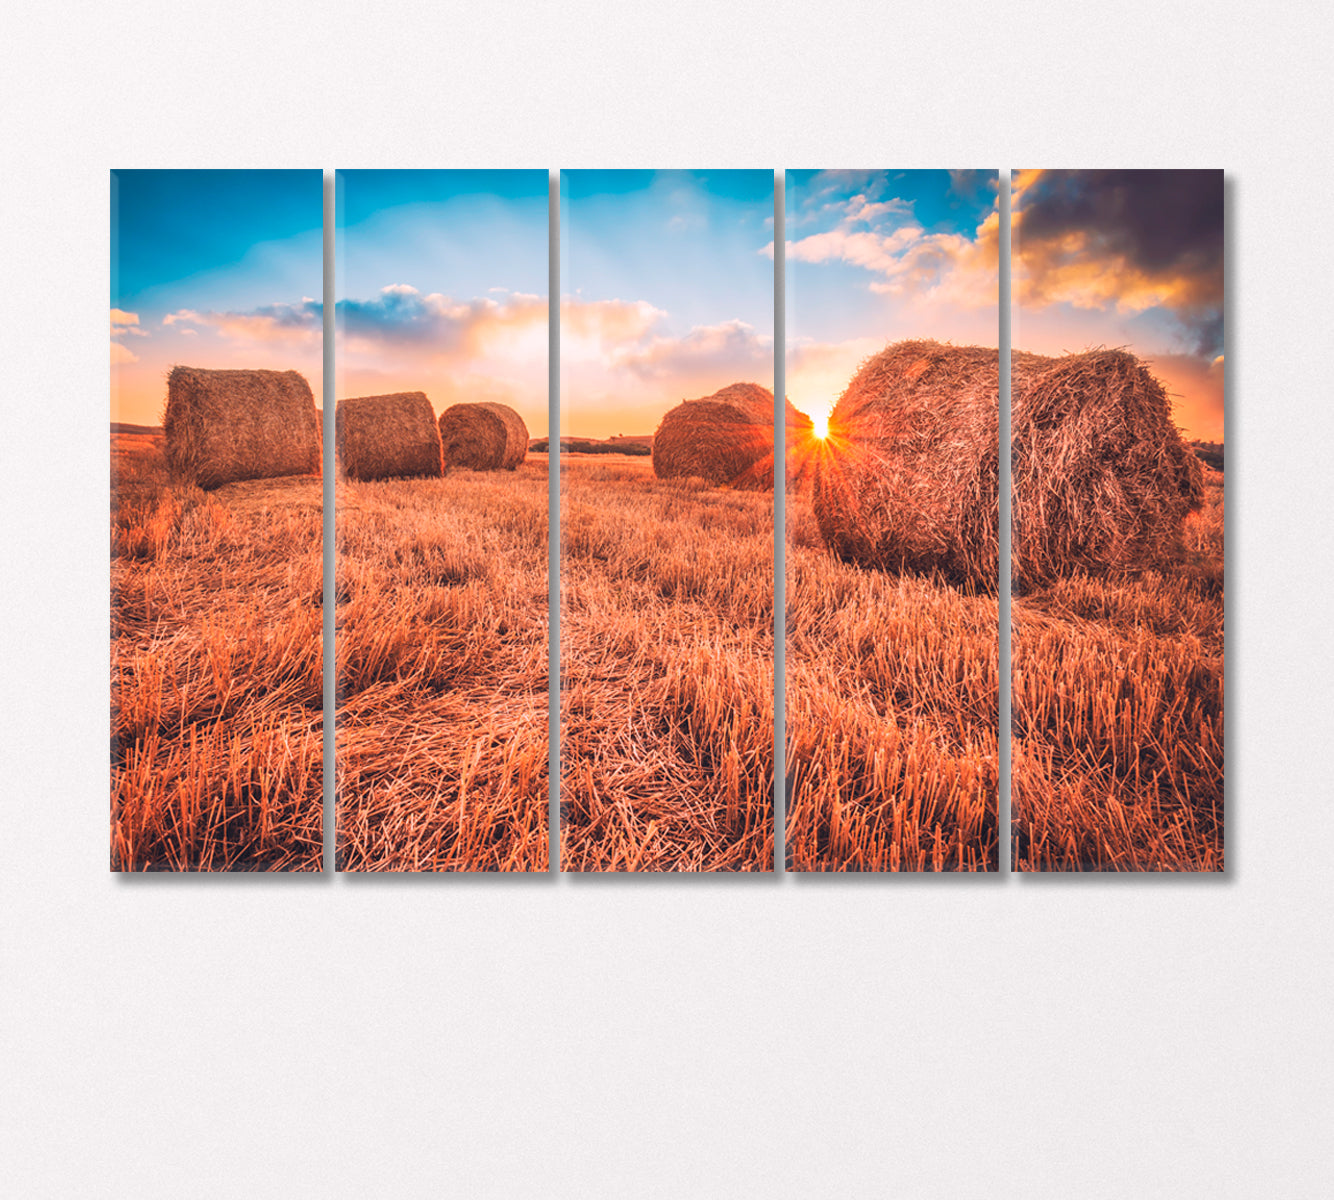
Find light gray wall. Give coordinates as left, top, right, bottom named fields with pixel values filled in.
left=3, top=3, right=1332, bottom=1197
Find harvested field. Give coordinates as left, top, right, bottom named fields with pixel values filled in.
left=110, top=427, right=323, bottom=870
left=336, top=459, right=549, bottom=871
left=786, top=478, right=999, bottom=871
left=1012, top=466, right=1224, bottom=871
left=561, top=455, right=774, bottom=871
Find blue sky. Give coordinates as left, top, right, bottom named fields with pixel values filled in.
left=784, top=169, right=1001, bottom=425
left=335, top=170, right=550, bottom=435
left=337, top=170, right=547, bottom=300
left=560, top=169, right=774, bottom=437
left=110, top=170, right=323, bottom=424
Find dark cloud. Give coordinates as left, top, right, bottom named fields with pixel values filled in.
left=337, top=287, right=460, bottom=348
left=1018, top=169, right=1223, bottom=356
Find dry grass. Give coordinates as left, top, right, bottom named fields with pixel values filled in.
left=1011, top=467, right=1224, bottom=872
left=560, top=455, right=774, bottom=871
left=335, top=461, right=549, bottom=871
left=786, top=483, right=999, bottom=872
left=111, top=429, right=323, bottom=871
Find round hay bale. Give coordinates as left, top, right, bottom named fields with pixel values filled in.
left=812, top=341, right=1001, bottom=588
left=336, top=391, right=443, bottom=481
left=163, top=366, right=321, bottom=489
left=652, top=382, right=795, bottom=489
left=1012, top=348, right=1204, bottom=588
left=438, top=402, right=528, bottom=471
left=730, top=400, right=815, bottom=491
left=812, top=339, right=1203, bottom=590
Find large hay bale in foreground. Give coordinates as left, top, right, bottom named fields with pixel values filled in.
left=1012, top=348, right=1204, bottom=588
left=438, top=402, right=528, bottom=470
left=653, top=382, right=797, bottom=489
left=813, top=341, right=1001, bottom=587
left=812, top=340, right=1203, bottom=590
left=164, top=366, right=321, bottom=489
left=336, top=392, right=443, bottom=481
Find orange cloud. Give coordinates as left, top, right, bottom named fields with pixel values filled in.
left=164, top=304, right=320, bottom=346
left=110, top=308, right=146, bottom=335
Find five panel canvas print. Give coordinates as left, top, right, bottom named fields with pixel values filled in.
left=111, top=168, right=1223, bottom=874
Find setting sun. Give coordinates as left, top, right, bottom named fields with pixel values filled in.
left=813, top=411, right=829, bottom=439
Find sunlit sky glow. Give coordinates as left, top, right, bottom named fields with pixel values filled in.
left=110, top=170, right=1222, bottom=442
left=560, top=170, right=774, bottom=438
left=337, top=169, right=549, bottom=437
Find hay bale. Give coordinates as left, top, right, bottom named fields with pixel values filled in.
left=731, top=400, right=815, bottom=491
left=438, top=402, right=528, bottom=471
left=163, top=366, right=321, bottom=489
left=811, top=339, right=1203, bottom=590
left=812, top=341, right=1001, bottom=588
left=652, top=382, right=799, bottom=489
left=1012, top=348, right=1204, bottom=588
left=336, top=391, right=443, bottom=481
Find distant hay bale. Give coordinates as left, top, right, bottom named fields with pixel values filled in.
left=336, top=392, right=443, bottom=481
left=653, top=382, right=801, bottom=490
left=812, top=339, right=1203, bottom=591
left=1012, top=348, right=1204, bottom=588
left=163, top=366, right=321, bottom=489
left=438, top=402, right=528, bottom=471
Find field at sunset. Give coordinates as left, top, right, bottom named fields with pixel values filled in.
left=1012, top=466, right=1224, bottom=871
left=784, top=455, right=1223, bottom=873
left=335, top=458, right=550, bottom=871
left=560, top=454, right=774, bottom=871
left=110, top=427, right=323, bottom=870
left=785, top=469, right=998, bottom=872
